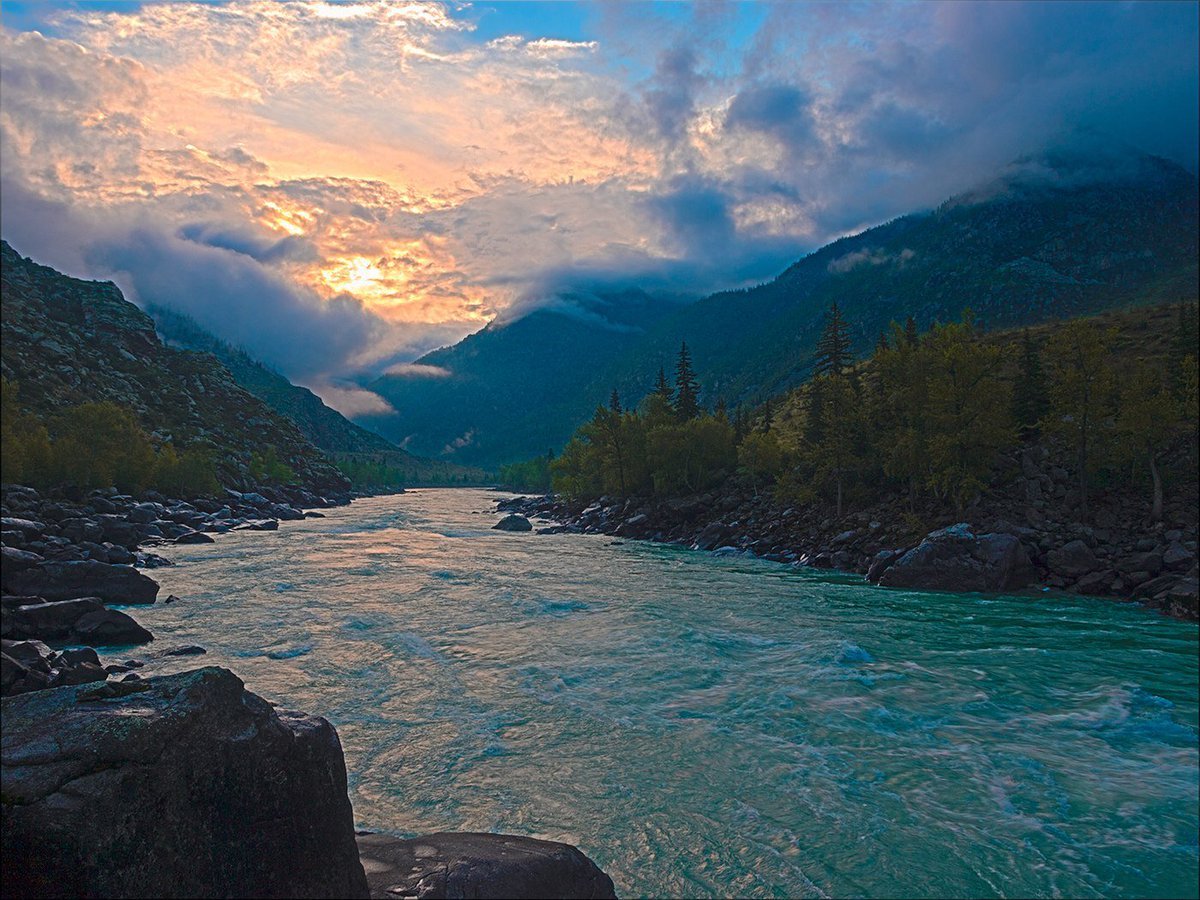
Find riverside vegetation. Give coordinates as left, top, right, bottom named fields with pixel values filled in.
left=499, top=301, right=1200, bottom=619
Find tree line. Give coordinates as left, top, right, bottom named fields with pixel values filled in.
left=519, top=302, right=1198, bottom=523
left=1, top=377, right=222, bottom=496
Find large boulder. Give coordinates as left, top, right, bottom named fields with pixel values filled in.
left=875, top=523, right=1036, bottom=593
left=1046, top=539, right=1099, bottom=578
left=1, top=666, right=369, bottom=898
left=2, top=597, right=104, bottom=640
left=1, top=639, right=106, bottom=697
left=356, top=832, right=616, bottom=900
left=4, top=559, right=159, bottom=604
left=493, top=514, right=533, bottom=532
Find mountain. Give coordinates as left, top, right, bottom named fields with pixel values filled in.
left=0, top=240, right=349, bottom=494
left=367, top=150, right=1199, bottom=469
left=148, top=306, right=398, bottom=455
left=363, top=288, right=686, bottom=467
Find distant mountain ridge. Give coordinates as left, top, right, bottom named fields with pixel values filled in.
left=148, top=305, right=399, bottom=455
left=0, top=240, right=348, bottom=494
left=366, top=150, right=1199, bottom=468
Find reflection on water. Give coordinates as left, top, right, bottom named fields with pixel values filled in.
left=138, top=489, right=1199, bottom=898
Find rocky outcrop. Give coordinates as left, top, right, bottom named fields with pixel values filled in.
left=1, top=597, right=152, bottom=646
left=493, top=514, right=533, bottom=532
left=1, top=640, right=107, bottom=696
left=4, top=560, right=160, bottom=604
left=1, top=666, right=369, bottom=899
left=357, top=832, right=616, bottom=900
left=874, top=524, right=1036, bottom=592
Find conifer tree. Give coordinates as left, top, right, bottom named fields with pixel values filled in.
left=654, top=366, right=672, bottom=400
left=813, top=302, right=852, bottom=377
left=674, top=342, right=701, bottom=420
left=1045, top=319, right=1117, bottom=523
left=904, top=316, right=919, bottom=348
left=609, top=388, right=622, bottom=414
left=1012, top=330, right=1049, bottom=436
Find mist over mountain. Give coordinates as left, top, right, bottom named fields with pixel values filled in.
left=366, top=150, right=1199, bottom=469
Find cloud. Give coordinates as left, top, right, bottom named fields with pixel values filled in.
left=828, top=247, right=915, bottom=274
left=383, top=362, right=452, bottom=378
left=0, top=0, right=1196, bottom=425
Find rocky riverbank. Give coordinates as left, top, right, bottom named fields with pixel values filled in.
left=1, top=482, right=618, bottom=898
left=497, top=451, right=1199, bottom=621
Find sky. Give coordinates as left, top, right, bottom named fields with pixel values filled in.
left=1, top=0, right=1197, bottom=417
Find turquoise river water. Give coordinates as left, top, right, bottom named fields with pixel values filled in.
left=135, top=489, right=1199, bottom=898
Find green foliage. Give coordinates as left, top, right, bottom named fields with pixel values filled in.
left=738, top=430, right=786, bottom=497
left=814, top=301, right=852, bottom=377
left=249, top=447, right=298, bottom=485
left=1044, top=319, right=1118, bottom=520
left=673, top=342, right=701, bottom=421
left=1012, top=330, right=1049, bottom=434
left=1, top=377, right=220, bottom=495
left=497, top=452, right=554, bottom=493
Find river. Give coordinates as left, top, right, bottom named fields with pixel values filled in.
left=136, top=488, right=1199, bottom=898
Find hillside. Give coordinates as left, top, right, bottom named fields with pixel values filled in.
left=364, top=289, right=685, bottom=467
left=149, top=305, right=398, bottom=455
left=366, top=150, right=1198, bottom=469
left=0, top=240, right=349, bottom=495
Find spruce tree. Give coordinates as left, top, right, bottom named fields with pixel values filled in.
left=1012, top=330, right=1048, bottom=436
left=814, top=302, right=852, bottom=377
left=654, top=366, right=672, bottom=400
left=904, top=315, right=919, bottom=347
left=674, top=342, right=701, bottom=420
left=609, top=388, right=622, bottom=414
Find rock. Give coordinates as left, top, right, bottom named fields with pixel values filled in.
left=4, top=559, right=159, bottom=604
left=1074, top=570, right=1112, bottom=595
left=1119, top=551, right=1163, bottom=576
left=493, top=514, right=533, bottom=532
left=174, top=530, right=216, bottom=544
left=125, top=503, right=160, bottom=524
left=876, top=523, right=1035, bottom=592
left=1, top=638, right=107, bottom=696
left=1162, top=543, right=1194, bottom=572
left=235, top=519, right=280, bottom=531
left=152, top=644, right=207, bottom=657
left=2, top=597, right=104, bottom=640
left=694, top=521, right=729, bottom=551
left=0, top=517, right=46, bottom=536
left=356, top=832, right=616, bottom=900
left=1, top=545, right=44, bottom=574
left=1, top=666, right=369, bottom=898
left=72, top=608, right=154, bottom=645
left=866, top=549, right=906, bottom=582
left=1046, top=540, right=1098, bottom=578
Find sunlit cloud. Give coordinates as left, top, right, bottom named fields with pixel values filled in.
left=1, top=0, right=1195, bottom=417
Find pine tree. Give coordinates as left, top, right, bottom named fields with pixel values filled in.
left=904, top=316, right=919, bottom=347
left=814, top=302, right=852, bottom=377
left=674, top=342, right=700, bottom=420
left=1012, top=330, right=1049, bottom=436
left=609, top=388, right=622, bottom=414
left=654, top=366, right=672, bottom=400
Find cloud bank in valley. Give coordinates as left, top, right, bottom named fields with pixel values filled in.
left=1, top=1, right=1196, bottom=415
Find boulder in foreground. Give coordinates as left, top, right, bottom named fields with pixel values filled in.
left=4, top=559, right=159, bottom=604
left=357, top=832, right=617, bottom=900
left=1, top=666, right=368, bottom=899
left=874, top=523, right=1036, bottom=593
left=493, top=514, right=533, bottom=532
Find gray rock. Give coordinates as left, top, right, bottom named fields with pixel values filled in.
left=2, top=597, right=105, bottom=640
left=1, top=545, right=44, bottom=574
left=866, top=548, right=906, bottom=582
left=174, top=529, right=216, bottom=544
left=1163, top=543, right=1195, bottom=572
left=876, top=523, right=1035, bottom=592
left=1046, top=540, right=1098, bottom=578
left=356, top=832, right=616, bottom=900
left=0, top=517, right=46, bottom=535
left=72, top=608, right=154, bottom=646
left=1, top=666, right=368, bottom=898
left=493, top=514, right=533, bottom=532
left=4, top=559, right=159, bottom=604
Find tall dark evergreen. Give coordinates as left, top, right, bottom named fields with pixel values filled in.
left=904, top=316, right=919, bottom=348
left=814, top=302, right=852, bottom=377
left=1012, top=330, right=1049, bottom=435
left=609, top=388, right=622, bottom=414
left=654, top=366, right=672, bottom=400
left=673, top=342, right=701, bottom=421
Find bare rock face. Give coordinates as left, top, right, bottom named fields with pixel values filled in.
left=357, top=832, right=617, bottom=900
left=875, top=523, right=1036, bottom=593
left=1, top=666, right=368, bottom=899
